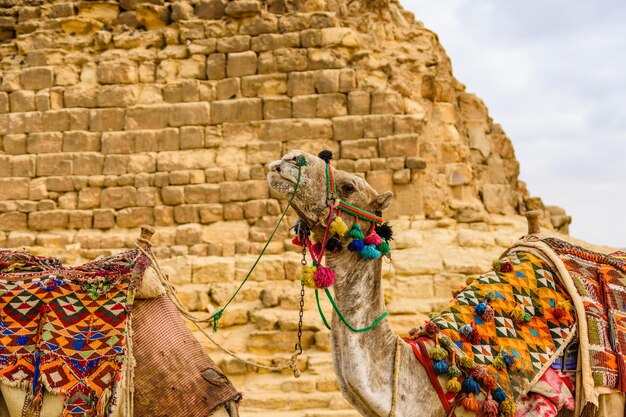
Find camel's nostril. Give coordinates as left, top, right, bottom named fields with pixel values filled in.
left=276, top=166, right=281, bottom=173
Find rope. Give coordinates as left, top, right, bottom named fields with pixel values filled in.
left=315, top=288, right=388, bottom=333
left=389, top=337, right=402, bottom=417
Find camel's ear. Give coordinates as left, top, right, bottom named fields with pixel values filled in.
left=370, top=191, right=393, bottom=213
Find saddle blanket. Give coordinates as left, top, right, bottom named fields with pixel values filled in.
left=0, top=249, right=149, bottom=417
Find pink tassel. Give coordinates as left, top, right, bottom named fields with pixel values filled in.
left=313, top=266, right=336, bottom=289
left=482, top=304, right=495, bottom=321
left=363, top=232, right=383, bottom=246
left=311, top=243, right=323, bottom=257
left=483, top=393, right=499, bottom=417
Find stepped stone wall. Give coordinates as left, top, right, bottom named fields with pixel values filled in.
left=0, top=0, right=572, bottom=415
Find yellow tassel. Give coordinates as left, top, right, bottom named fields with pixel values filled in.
left=500, top=399, right=515, bottom=416
left=302, top=266, right=317, bottom=288
left=446, top=377, right=461, bottom=393
left=509, top=307, right=525, bottom=323
left=493, top=355, right=506, bottom=370
left=329, top=217, right=349, bottom=237
left=557, top=300, right=571, bottom=312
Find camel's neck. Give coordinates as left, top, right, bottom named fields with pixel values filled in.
left=325, top=251, right=399, bottom=415
left=325, top=250, right=443, bottom=417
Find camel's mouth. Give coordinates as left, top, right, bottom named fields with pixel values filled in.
left=267, top=171, right=296, bottom=196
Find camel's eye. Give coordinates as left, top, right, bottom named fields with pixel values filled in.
left=341, top=183, right=356, bottom=194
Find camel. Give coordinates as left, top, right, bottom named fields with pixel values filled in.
left=0, top=230, right=240, bottom=417
left=267, top=150, right=605, bottom=417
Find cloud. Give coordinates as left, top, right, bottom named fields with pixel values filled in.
left=403, top=0, right=626, bottom=247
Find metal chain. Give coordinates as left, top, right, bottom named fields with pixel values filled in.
left=295, top=247, right=307, bottom=355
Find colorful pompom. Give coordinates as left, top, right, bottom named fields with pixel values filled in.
left=375, top=223, right=393, bottom=241
left=470, top=365, right=488, bottom=380
left=428, top=345, right=448, bottom=361
left=292, top=236, right=304, bottom=247
left=325, top=237, right=343, bottom=254
left=493, top=356, right=506, bottom=370
left=348, top=239, right=365, bottom=252
left=482, top=304, right=495, bottom=321
left=313, top=266, right=336, bottom=289
left=459, top=324, right=473, bottom=337
left=447, top=364, right=462, bottom=378
left=439, top=337, right=453, bottom=348
left=458, top=356, right=474, bottom=369
left=474, top=301, right=487, bottom=316
left=377, top=241, right=391, bottom=255
left=465, top=276, right=475, bottom=285
left=523, top=312, right=532, bottom=323
left=329, top=217, right=348, bottom=237
left=318, top=150, right=333, bottom=163
left=509, top=307, right=525, bottom=324
left=363, top=232, right=383, bottom=246
left=483, top=375, right=497, bottom=390
left=424, top=321, right=439, bottom=335
left=493, top=387, right=507, bottom=403
left=461, top=393, right=479, bottom=412
left=302, top=266, right=317, bottom=289
left=467, top=328, right=481, bottom=345
left=503, top=353, right=515, bottom=369
left=347, top=223, right=365, bottom=240
left=433, top=359, right=448, bottom=375
left=552, top=305, right=566, bottom=319
left=446, top=377, right=461, bottom=393
left=360, top=244, right=381, bottom=259
left=500, top=399, right=515, bottom=416
left=462, top=377, right=480, bottom=395
left=500, top=261, right=513, bottom=273
left=485, top=291, right=496, bottom=301
left=483, top=394, right=499, bottom=417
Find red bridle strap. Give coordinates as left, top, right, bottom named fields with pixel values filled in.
left=406, top=338, right=458, bottom=417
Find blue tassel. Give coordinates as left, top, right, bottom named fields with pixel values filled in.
left=474, top=301, right=487, bottom=315
left=503, top=354, right=515, bottom=368
left=360, top=244, right=381, bottom=259
left=433, top=359, right=449, bottom=375
left=459, top=324, right=473, bottom=337
left=493, top=387, right=507, bottom=402
left=348, top=239, right=365, bottom=252
left=462, top=376, right=480, bottom=395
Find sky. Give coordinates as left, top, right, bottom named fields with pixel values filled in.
left=403, top=0, right=626, bottom=248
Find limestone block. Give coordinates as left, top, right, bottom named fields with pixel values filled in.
left=136, top=4, right=170, bottom=30
left=247, top=330, right=315, bottom=353
left=394, top=115, right=424, bottom=135
left=116, top=207, right=154, bottom=228
left=11, top=155, right=36, bottom=177
left=206, top=53, right=226, bottom=80
left=243, top=200, right=266, bottom=218
left=169, top=102, right=211, bottom=126
left=223, top=202, right=244, bottom=220
left=0, top=92, right=8, bottom=113
left=316, top=93, right=347, bottom=118
left=9, top=91, right=35, bottom=112
left=0, top=178, right=29, bottom=200
left=251, top=32, right=300, bottom=52
left=379, top=134, right=418, bottom=157
left=135, top=128, right=179, bottom=152
left=198, top=204, right=223, bottom=223
left=241, top=74, right=287, bottom=97
left=216, top=78, right=240, bottom=100
left=78, top=188, right=101, bottom=209
left=136, top=187, right=158, bottom=207
left=394, top=248, right=444, bottom=275
left=156, top=149, right=216, bottom=171
left=154, top=206, right=174, bottom=226
left=224, top=0, right=260, bottom=18
left=171, top=1, right=194, bottom=21
left=260, top=118, right=332, bottom=141
left=0, top=212, right=27, bottom=231
left=63, top=131, right=101, bottom=152
left=274, top=48, right=308, bottom=72
left=217, top=35, right=251, bottom=53
left=37, top=154, right=73, bottom=176
left=262, top=97, right=291, bottom=120
left=292, top=95, right=317, bottom=118
left=446, top=163, right=472, bottom=186
left=41, top=110, right=73, bottom=132
left=366, top=170, right=392, bottom=194
left=68, top=210, right=93, bottom=229
left=125, top=105, right=170, bottom=130
left=27, top=132, right=62, bottom=154
left=287, top=71, right=315, bottom=96
left=63, top=87, right=98, bottom=108
left=332, top=116, right=363, bottom=140
left=178, top=55, right=206, bottom=79
left=307, top=49, right=346, bottom=70
left=6, top=231, right=36, bottom=247
left=320, top=27, right=359, bottom=48
left=220, top=180, right=269, bottom=202
left=340, top=139, right=377, bottom=159
left=205, top=167, right=225, bottom=183
left=29, top=210, right=69, bottom=230
left=195, top=0, right=225, bottom=19
left=35, top=91, right=50, bottom=111
left=211, top=98, right=262, bottom=124
left=257, top=51, right=276, bottom=74
left=406, top=156, right=427, bottom=170
left=161, top=186, right=185, bottom=205
left=216, top=147, right=246, bottom=167
left=97, top=85, right=140, bottom=108
left=226, top=51, right=257, bottom=77
left=180, top=126, right=204, bottom=149
left=97, top=60, right=137, bottom=84
left=89, top=108, right=125, bottom=132
left=101, top=186, right=136, bottom=209
left=301, top=29, right=321, bottom=48
left=371, top=91, right=404, bottom=114
left=3, top=134, right=27, bottom=154
left=315, top=69, right=340, bottom=93
left=450, top=199, right=488, bottom=223
left=185, top=184, right=220, bottom=204
left=21, top=67, right=54, bottom=90
left=93, top=209, right=115, bottom=229
left=386, top=157, right=405, bottom=171
left=481, top=184, right=513, bottom=215
left=174, top=205, right=200, bottom=223
left=353, top=159, right=370, bottom=172
left=101, top=131, right=135, bottom=154
left=392, top=169, right=411, bottom=185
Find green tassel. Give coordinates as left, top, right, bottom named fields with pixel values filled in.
left=377, top=241, right=391, bottom=255
left=429, top=345, right=448, bottom=361
left=447, top=364, right=462, bottom=378
left=212, top=309, right=223, bottom=332
left=493, top=355, right=506, bottom=370
left=347, top=223, right=364, bottom=240
left=458, top=356, right=474, bottom=369
left=485, top=291, right=496, bottom=301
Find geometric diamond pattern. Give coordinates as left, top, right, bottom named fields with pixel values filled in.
left=0, top=248, right=148, bottom=417
left=431, top=251, right=576, bottom=400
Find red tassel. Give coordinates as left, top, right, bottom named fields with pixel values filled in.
left=292, top=236, right=304, bottom=247
left=424, top=321, right=439, bottom=335
left=313, top=266, right=336, bottom=289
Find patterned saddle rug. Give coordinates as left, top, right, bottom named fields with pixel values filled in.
left=411, top=236, right=626, bottom=417
left=0, top=249, right=149, bottom=417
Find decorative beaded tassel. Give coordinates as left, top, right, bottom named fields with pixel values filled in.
left=313, top=265, right=336, bottom=289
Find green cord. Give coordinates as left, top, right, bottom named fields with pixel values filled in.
left=315, top=288, right=388, bottom=333
left=212, top=157, right=307, bottom=331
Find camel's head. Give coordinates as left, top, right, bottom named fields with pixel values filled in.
left=267, top=150, right=393, bottom=234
